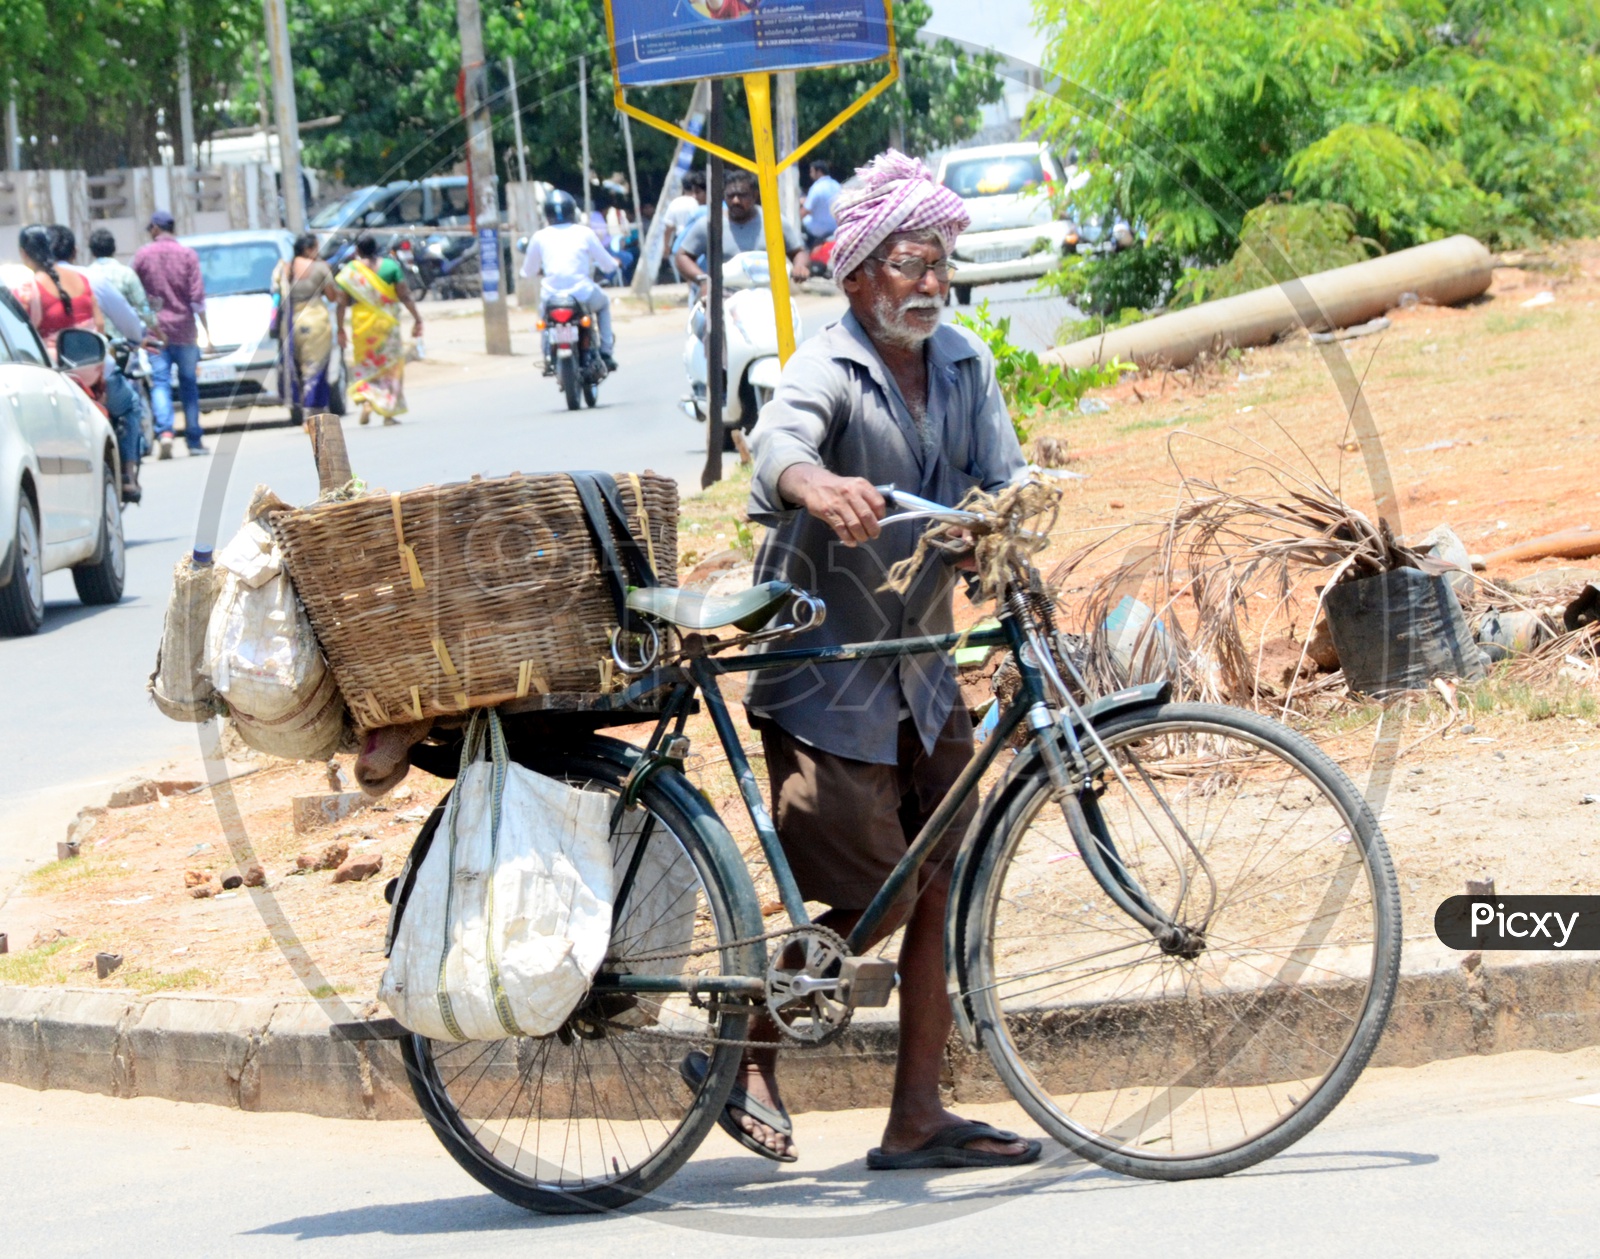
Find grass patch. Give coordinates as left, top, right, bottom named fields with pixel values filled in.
left=678, top=462, right=757, bottom=570
left=308, top=982, right=355, bottom=999
left=1462, top=676, right=1600, bottom=723
left=26, top=857, right=116, bottom=896
left=117, top=967, right=217, bottom=994
left=0, top=938, right=76, bottom=986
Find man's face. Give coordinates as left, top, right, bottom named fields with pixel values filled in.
left=845, top=236, right=948, bottom=350
left=724, top=182, right=756, bottom=224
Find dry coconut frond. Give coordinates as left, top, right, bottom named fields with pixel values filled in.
left=1049, top=446, right=1428, bottom=712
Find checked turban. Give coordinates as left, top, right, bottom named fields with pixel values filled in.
left=828, top=149, right=971, bottom=282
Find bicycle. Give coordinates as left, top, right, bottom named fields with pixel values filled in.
left=391, top=481, right=1401, bottom=1214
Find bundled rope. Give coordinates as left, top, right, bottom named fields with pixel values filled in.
left=882, top=473, right=1063, bottom=601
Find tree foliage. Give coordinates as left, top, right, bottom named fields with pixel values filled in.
left=1031, top=0, right=1600, bottom=261
left=4, top=0, right=259, bottom=170
left=288, top=0, right=1001, bottom=198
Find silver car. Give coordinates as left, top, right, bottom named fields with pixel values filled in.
left=0, top=295, right=125, bottom=636
left=181, top=229, right=347, bottom=419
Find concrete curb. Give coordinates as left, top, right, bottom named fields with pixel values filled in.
left=1, top=954, right=1596, bottom=1120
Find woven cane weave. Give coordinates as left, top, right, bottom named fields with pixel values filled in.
left=269, top=472, right=677, bottom=730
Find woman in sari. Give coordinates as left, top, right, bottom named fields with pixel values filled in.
left=335, top=233, right=424, bottom=426
left=273, top=232, right=340, bottom=423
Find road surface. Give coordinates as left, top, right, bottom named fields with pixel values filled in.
left=2, top=1047, right=1595, bottom=1257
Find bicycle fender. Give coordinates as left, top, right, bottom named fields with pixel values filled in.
left=945, top=681, right=1172, bottom=1050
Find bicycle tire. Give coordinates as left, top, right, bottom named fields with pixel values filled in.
left=962, top=701, right=1400, bottom=1180
left=402, top=741, right=765, bottom=1213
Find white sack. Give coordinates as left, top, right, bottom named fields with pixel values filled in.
left=205, top=519, right=326, bottom=723
left=381, top=710, right=615, bottom=1041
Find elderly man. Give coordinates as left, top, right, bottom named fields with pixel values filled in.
left=730, top=151, right=1037, bottom=1169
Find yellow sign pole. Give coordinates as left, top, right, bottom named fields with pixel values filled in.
left=742, top=72, right=797, bottom=365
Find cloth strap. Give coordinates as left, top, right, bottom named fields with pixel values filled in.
left=567, top=472, right=660, bottom=634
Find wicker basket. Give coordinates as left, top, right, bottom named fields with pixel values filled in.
left=269, top=472, right=677, bottom=730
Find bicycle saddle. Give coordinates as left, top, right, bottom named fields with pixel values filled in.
left=625, top=581, right=795, bottom=632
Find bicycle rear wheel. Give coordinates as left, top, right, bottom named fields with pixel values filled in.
left=963, top=702, right=1400, bottom=1179
left=402, top=743, right=763, bottom=1212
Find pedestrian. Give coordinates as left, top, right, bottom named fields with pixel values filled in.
left=272, top=232, right=341, bottom=424
left=802, top=158, right=842, bottom=247
left=132, top=209, right=209, bottom=458
left=335, top=233, right=423, bottom=426
left=673, top=169, right=809, bottom=290
left=11, top=224, right=101, bottom=354
left=661, top=170, right=707, bottom=281
left=727, top=149, right=1038, bottom=1170
left=48, top=225, right=150, bottom=503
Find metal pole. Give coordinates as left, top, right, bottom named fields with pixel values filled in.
left=505, top=55, right=529, bottom=185
left=619, top=110, right=646, bottom=305
left=630, top=79, right=710, bottom=304
left=578, top=55, right=592, bottom=219
left=262, top=0, right=305, bottom=231
left=5, top=93, right=20, bottom=172
left=457, top=0, right=512, bottom=355
left=177, top=28, right=198, bottom=169
left=743, top=73, right=797, bottom=364
left=701, top=84, right=725, bottom=490
left=775, top=71, right=800, bottom=233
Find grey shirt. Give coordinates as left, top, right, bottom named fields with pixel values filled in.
left=678, top=208, right=803, bottom=264
left=746, top=312, right=1026, bottom=765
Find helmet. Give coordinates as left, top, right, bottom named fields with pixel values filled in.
left=543, top=190, right=579, bottom=226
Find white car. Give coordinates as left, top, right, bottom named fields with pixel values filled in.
left=182, top=229, right=347, bottom=419
left=937, top=142, right=1085, bottom=304
left=0, top=294, right=125, bottom=636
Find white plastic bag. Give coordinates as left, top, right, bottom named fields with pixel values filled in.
left=380, top=710, right=615, bottom=1041
left=203, top=505, right=346, bottom=760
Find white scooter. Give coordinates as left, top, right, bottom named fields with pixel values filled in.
left=681, top=251, right=801, bottom=449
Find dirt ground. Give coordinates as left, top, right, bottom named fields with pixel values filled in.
left=4, top=244, right=1600, bottom=998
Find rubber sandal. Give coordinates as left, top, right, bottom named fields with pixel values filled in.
left=866, top=1121, right=1043, bottom=1171
left=679, top=1050, right=797, bottom=1164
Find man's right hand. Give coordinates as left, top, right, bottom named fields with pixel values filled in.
left=778, top=465, right=885, bottom=546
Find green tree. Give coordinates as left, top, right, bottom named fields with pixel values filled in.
left=1031, top=0, right=1600, bottom=261
left=7, top=1, right=259, bottom=170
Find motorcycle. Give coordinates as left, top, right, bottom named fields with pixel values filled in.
left=539, top=292, right=608, bottom=411
left=681, top=251, right=799, bottom=449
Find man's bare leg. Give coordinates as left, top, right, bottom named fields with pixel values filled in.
left=731, top=874, right=1026, bottom=1160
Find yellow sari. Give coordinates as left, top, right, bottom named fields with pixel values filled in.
left=336, top=259, right=407, bottom=418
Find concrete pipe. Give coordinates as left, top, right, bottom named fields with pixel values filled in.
left=1045, top=234, right=1494, bottom=372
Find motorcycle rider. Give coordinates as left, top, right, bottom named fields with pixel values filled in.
left=519, top=189, right=620, bottom=372
left=673, top=169, right=809, bottom=296
left=49, top=225, right=151, bottom=503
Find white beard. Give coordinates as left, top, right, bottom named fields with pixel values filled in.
left=869, top=292, right=942, bottom=349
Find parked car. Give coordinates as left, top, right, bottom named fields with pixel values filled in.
left=937, top=142, right=1081, bottom=305
left=180, top=229, right=346, bottom=420
left=0, top=291, right=125, bottom=635
left=311, top=177, right=472, bottom=296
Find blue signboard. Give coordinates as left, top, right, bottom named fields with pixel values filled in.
left=478, top=227, right=501, bottom=301
left=609, top=0, right=892, bottom=89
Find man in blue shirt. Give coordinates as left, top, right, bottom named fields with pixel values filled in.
left=802, top=159, right=843, bottom=246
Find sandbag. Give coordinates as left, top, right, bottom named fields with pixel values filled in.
left=204, top=500, right=346, bottom=760
left=1323, top=568, right=1487, bottom=695
left=148, top=555, right=222, bottom=722
left=380, top=709, right=615, bottom=1041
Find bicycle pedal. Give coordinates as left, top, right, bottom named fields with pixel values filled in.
left=837, top=958, right=897, bottom=1009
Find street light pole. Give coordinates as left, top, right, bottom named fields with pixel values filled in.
left=456, top=0, right=513, bottom=356
left=177, top=28, right=198, bottom=169
left=262, top=0, right=305, bottom=231
left=578, top=55, right=592, bottom=219
left=505, top=55, right=529, bottom=185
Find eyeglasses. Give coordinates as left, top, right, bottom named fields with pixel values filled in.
left=870, top=254, right=955, bottom=283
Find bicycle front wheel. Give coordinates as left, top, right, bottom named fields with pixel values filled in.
left=964, top=702, right=1400, bottom=1179
left=402, top=743, right=764, bottom=1213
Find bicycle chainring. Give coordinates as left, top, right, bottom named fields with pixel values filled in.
left=765, top=925, right=853, bottom=1046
